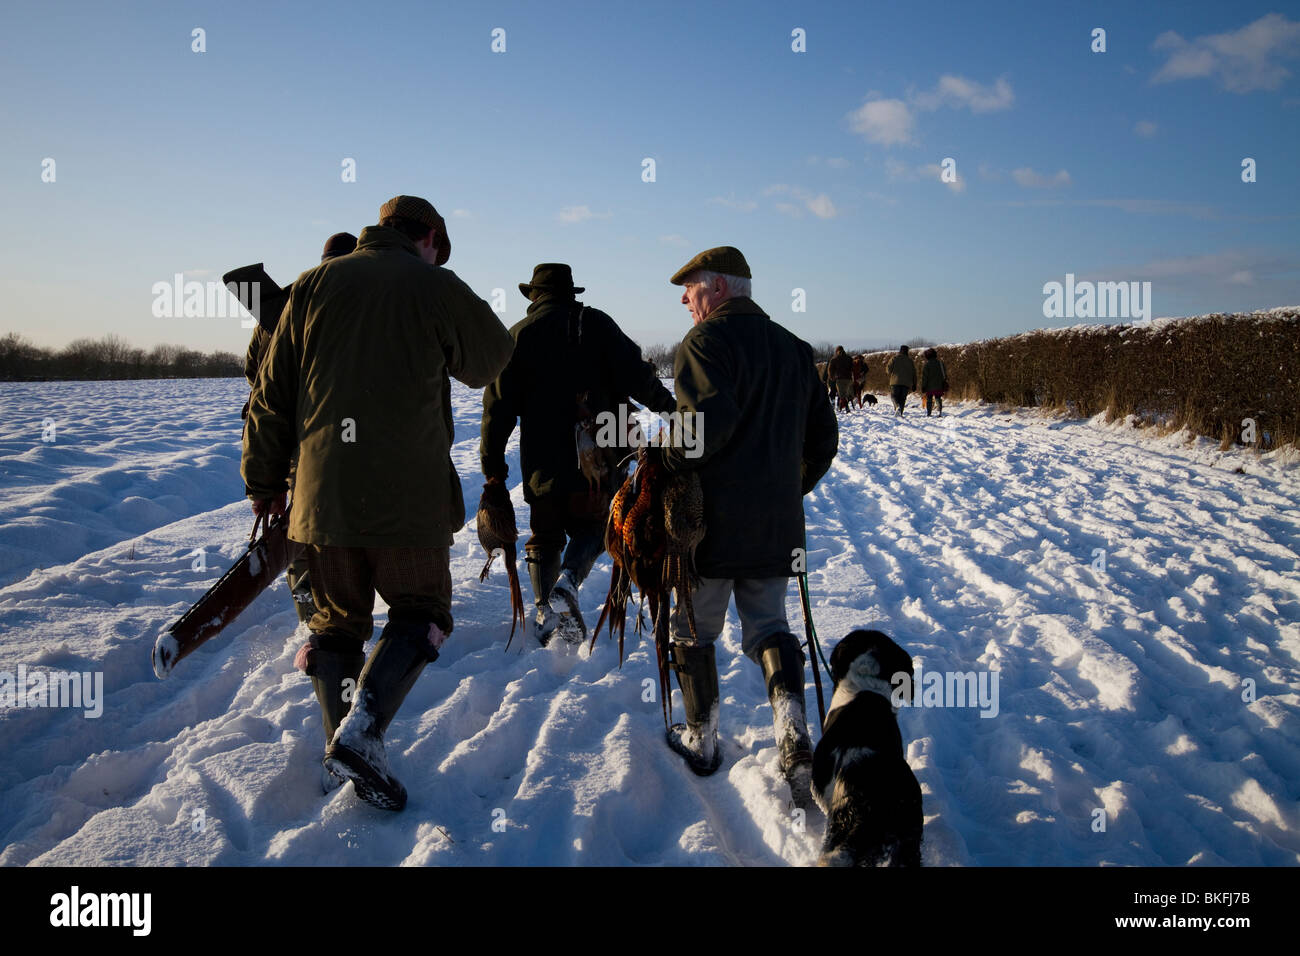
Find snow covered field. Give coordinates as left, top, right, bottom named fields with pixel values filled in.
left=0, top=377, right=1296, bottom=866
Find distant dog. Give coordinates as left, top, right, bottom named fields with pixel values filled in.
left=861, top=393, right=878, bottom=406
left=813, top=629, right=923, bottom=866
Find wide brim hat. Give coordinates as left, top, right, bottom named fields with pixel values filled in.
left=519, top=263, right=585, bottom=298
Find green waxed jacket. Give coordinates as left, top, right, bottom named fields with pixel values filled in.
left=888, top=352, right=918, bottom=388
left=664, top=296, right=839, bottom=578
left=242, top=225, right=514, bottom=547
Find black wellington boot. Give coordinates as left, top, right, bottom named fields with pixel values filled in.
left=324, top=612, right=440, bottom=811
left=666, top=642, right=723, bottom=775
left=526, top=548, right=563, bottom=646
left=754, top=632, right=815, bottom=810
left=300, top=634, right=366, bottom=793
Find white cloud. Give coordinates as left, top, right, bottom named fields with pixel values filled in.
left=708, top=195, right=758, bottom=211
left=911, top=74, right=1015, bottom=113
left=978, top=163, right=1002, bottom=181
left=1134, top=120, right=1158, bottom=138
left=1152, top=14, right=1300, bottom=92
left=805, top=193, right=838, bottom=218
left=659, top=234, right=691, bottom=246
left=826, top=157, right=851, bottom=169
left=451, top=209, right=472, bottom=219
left=847, top=97, right=915, bottom=146
left=557, top=205, right=611, bottom=224
left=766, top=184, right=838, bottom=218
left=848, top=75, right=1014, bottom=149
left=1228, top=270, right=1255, bottom=285
left=1011, top=167, right=1072, bottom=189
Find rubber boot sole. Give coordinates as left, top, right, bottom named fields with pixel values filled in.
left=324, top=743, right=407, bottom=811
left=666, top=724, right=723, bottom=776
left=551, top=587, right=587, bottom=645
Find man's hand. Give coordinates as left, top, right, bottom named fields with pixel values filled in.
left=252, top=493, right=287, bottom=518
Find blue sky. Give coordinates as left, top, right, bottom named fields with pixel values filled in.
left=1, top=0, right=1297, bottom=353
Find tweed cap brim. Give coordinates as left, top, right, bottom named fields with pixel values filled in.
left=670, top=246, right=751, bottom=285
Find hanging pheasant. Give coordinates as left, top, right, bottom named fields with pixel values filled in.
left=592, top=446, right=705, bottom=728
left=476, top=480, right=527, bottom=650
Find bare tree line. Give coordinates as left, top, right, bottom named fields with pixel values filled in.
left=0, top=333, right=243, bottom=381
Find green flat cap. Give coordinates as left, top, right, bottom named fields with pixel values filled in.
left=670, top=246, right=751, bottom=285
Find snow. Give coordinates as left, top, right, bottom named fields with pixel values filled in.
left=0, top=377, right=1297, bottom=866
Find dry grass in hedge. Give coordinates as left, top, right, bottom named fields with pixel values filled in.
left=859, top=308, right=1298, bottom=451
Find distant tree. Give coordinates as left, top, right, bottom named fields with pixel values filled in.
left=642, top=341, right=681, bottom=377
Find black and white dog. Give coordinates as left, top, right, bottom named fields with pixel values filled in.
left=813, top=629, right=923, bottom=866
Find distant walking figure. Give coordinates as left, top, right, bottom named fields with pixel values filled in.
left=887, top=345, right=917, bottom=416
left=828, top=345, right=854, bottom=414
left=920, top=347, right=948, bottom=416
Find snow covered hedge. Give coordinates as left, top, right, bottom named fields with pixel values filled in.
left=862, top=308, right=1300, bottom=450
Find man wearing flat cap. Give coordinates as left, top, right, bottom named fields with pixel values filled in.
left=658, top=246, right=838, bottom=807
left=243, top=195, right=513, bottom=810
left=480, top=263, right=676, bottom=646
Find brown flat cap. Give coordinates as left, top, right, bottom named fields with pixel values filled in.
left=378, top=195, right=450, bottom=265
left=379, top=195, right=441, bottom=229
left=670, top=246, right=751, bottom=285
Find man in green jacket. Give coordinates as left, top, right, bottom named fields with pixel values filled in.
left=480, top=264, right=676, bottom=645
left=660, top=246, right=838, bottom=808
left=242, top=195, right=514, bottom=810
left=887, top=344, right=918, bottom=416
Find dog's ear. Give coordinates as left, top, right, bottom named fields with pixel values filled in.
left=830, top=630, right=869, bottom=685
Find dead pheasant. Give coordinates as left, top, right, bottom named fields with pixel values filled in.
left=476, top=480, right=527, bottom=650
left=592, top=447, right=704, bottom=728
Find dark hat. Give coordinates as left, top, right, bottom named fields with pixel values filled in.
left=378, top=195, right=450, bottom=266
left=321, top=232, right=357, bottom=261
left=670, top=246, right=751, bottom=285
left=899, top=344, right=910, bottom=353
left=519, top=263, right=585, bottom=299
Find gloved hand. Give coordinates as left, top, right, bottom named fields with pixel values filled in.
left=480, top=476, right=511, bottom=512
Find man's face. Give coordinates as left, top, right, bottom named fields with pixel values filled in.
left=681, top=273, right=725, bottom=326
